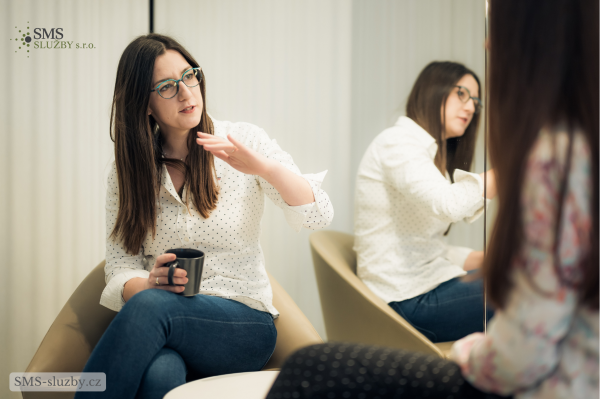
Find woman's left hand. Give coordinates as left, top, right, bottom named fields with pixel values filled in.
left=197, top=132, right=271, bottom=176
left=463, top=250, right=484, bottom=271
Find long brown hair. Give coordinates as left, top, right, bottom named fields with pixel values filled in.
left=485, top=0, right=599, bottom=309
left=109, top=34, right=220, bottom=255
left=406, top=61, right=482, bottom=179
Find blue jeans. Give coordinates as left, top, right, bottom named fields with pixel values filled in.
left=74, top=289, right=277, bottom=399
left=389, top=271, right=494, bottom=343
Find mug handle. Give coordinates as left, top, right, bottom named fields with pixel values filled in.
left=166, top=260, right=179, bottom=286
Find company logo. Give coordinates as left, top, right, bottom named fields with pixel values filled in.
left=10, top=21, right=96, bottom=58
left=11, top=22, right=31, bottom=57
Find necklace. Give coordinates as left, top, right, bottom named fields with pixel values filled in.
left=162, top=150, right=186, bottom=161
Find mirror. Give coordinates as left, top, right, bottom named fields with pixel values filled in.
left=348, top=1, right=490, bottom=342
left=154, top=0, right=489, bottom=340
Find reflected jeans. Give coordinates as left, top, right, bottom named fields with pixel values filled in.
left=74, top=289, right=277, bottom=399
left=389, top=271, right=494, bottom=342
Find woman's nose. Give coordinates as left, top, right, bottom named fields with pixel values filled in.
left=177, top=81, right=193, bottom=99
left=464, top=98, right=476, bottom=113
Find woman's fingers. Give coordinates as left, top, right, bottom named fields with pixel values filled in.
left=196, top=132, right=222, bottom=144
left=197, top=139, right=237, bottom=155
left=153, top=253, right=176, bottom=269
left=152, top=253, right=187, bottom=278
left=154, top=276, right=188, bottom=285
left=196, top=137, right=222, bottom=144
left=227, top=135, right=248, bottom=154
left=226, top=134, right=244, bottom=149
left=197, top=132, right=244, bottom=154
left=202, top=143, right=237, bottom=152
left=211, top=150, right=231, bottom=162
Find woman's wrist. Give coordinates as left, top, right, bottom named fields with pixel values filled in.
left=258, top=158, right=278, bottom=182
left=123, top=277, right=146, bottom=302
left=258, top=158, right=315, bottom=206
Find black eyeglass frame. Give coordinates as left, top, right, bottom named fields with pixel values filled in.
left=454, top=85, right=483, bottom=114
left=150, top=67, right=203, bottom=99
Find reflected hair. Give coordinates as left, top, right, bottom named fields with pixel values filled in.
left=406, top=61, right=482, bottom=179
left=485, top=0, right=598, bottom=309
left=109, top=33, right=219, bottom=255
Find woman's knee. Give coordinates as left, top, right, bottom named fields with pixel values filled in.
left=143, top=348, right=187, bottom=380
left=136, top=348, right=187, bottom=399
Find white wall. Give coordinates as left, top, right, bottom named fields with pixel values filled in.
left=1, top=1, right=487, bottom=397
left=0, top=1, right=148, bottom=397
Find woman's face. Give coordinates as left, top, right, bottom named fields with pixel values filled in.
left=147, top=49, right=204, bottom=138
left=442, top=74, right=479, bottom=139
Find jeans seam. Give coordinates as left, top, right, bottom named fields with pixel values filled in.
left=403, top=287, right=485, bottom=306
left=415, top=294, right=485, bottom=307
left=168, top=316, right=273, bottom=326
left=258, top=322, right=278, bottom=370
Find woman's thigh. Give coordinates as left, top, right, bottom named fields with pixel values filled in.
left=389, top=273, right=494, bottom=342
left=77, top=291, right=276, bottom=398
left=266, top=343, right=511, bottom=399
left=115, top=290, right=277, bottom=377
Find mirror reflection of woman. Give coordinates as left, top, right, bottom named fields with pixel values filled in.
left=75, top=34, right=333, bottom=399
left=354, top=61, right=497, bottom=343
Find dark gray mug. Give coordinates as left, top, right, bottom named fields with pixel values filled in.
left=163, top=248, right=205, bottom=296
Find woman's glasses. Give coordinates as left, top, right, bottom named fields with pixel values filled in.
left=151, top=67, right=202, bottom=99
left=455, top=85, right=482, bottom=114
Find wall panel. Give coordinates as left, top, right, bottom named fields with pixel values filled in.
left=0, top=1, right=148, bottom=397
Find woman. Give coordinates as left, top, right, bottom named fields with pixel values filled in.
left=267, top=0, right=598, bottom=397
left=354, top=61, right=496, bottom=343
left=75, top=34, right=333, bottom=399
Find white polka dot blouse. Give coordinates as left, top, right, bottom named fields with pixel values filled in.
left=100, top=119, right=334, bottom=317
left=354, top=116, right=489, bottom=304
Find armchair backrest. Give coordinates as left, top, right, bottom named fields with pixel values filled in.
left=309, top=230, right=446, bottom=357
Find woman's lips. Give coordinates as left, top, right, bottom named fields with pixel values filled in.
left=459, top=117, right=468, bottom=124
left=180, top=106, right=196, bottom=114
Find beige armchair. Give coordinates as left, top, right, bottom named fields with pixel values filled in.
left=309, top=230, right=454, bottom=358
left=23, top=261, right=322, bottom=399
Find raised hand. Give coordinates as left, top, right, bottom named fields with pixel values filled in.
left=196, top=132, right=270, bottom=176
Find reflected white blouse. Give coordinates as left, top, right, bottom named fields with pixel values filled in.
left=354, top=116, right=488, bottom=303
left=100, top=119, right=334, bottom=317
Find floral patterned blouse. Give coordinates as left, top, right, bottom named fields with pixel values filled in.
left=450, top=127, right=598, bottom=399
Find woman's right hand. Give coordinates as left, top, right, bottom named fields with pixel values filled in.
left=145, top=253, right=188, bottom=292
left=123, top=253, right=188, bottom=302
left=479, top=169, right=497, bottom=199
